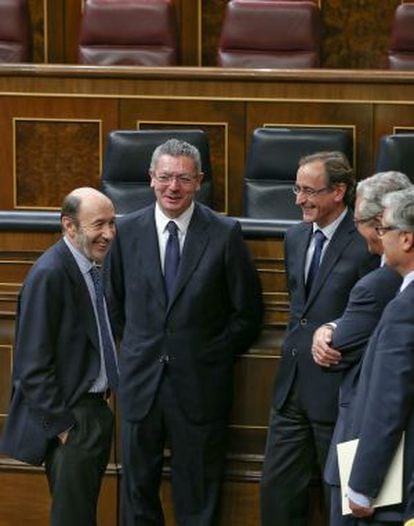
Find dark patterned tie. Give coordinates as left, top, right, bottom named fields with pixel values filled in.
left=89, top=266, right=119, bottom=392
left=306, top=230, right=326, bottom=297
left=164, top=221, right=180, bottom=302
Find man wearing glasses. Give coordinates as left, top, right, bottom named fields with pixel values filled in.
left=261, top=151, right=379, bottom=526
left=107, top=138, right=263, bottom=525
left=311, top=171, right=411, bottom=526
left=341, top=188, right=414, bottom=525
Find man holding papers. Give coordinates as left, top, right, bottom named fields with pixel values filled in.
left=345, top=188, right=414, bottom=525
left=311, top=171, right=410, bottom=526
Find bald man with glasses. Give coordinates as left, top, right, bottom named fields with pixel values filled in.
left=261, top=151, right=379, bottom=526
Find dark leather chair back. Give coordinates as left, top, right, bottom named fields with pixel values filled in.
left=78, top=0, right=178, bottom=66
left=376, top=134, right=414, bottom=181
left=388, top=3, right=414, bottom=70
left=0, top=0, right=31, bottom=62
left=102, top=130, right=213, bottom=214
left=244, top=127, right=353, bottom=219
left=217, top=0, right=320, bottom=68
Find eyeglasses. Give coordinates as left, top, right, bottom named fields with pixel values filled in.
left=292, top=184, right=331, bottom=197
left=375, top=225, right=399, bottom=237
left=353, top=215, right=379, bottom=226
left=152, top=172, right=198, bottom=185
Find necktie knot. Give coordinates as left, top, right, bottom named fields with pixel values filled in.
left=167, top=221, right=178, bottom=236
left=314, top=229, right=326, bottom=246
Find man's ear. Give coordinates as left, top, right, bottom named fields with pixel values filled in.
left=61, top=216, right=76, bottom=238
left=333, top=183, right=347, bottom=203
left=149, top=171, right=155, bottom=188
left=402, top=230, right=414, bottom=252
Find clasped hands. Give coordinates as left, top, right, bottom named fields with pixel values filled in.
left=311, top=324, right=342, bottom=367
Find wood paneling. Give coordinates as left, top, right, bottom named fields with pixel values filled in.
left=15, top=119, right=101, bottom=208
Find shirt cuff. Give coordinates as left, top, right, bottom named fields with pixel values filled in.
left=347, top=486, right=373, bottom=508
left=325, top=322, right=337, bottom=330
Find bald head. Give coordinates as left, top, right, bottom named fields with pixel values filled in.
left=61, top=187, right=116, bottom=264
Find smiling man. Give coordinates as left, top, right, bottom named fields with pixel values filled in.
left=260, top=151, right=379, bottom=526
left=0, top=187, right=118, bottom=526
left=107, top=138, right=262, bottom=526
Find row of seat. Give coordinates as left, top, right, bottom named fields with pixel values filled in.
left=2, top=0, right=414, bottom=69
left=101, top=128, right=414, bottom=220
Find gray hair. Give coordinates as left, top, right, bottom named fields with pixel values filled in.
left=299, top=151, right=355, bottom=205
left=382, top=188, right=414, bottom=231
left=356, top=171, right=411, bottom=221
left=61, top=193, right=81, bottom=225
left=150, top=138, right=201, bottom=174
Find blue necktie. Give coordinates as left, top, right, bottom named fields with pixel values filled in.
left=164, top=221, right=180, bottom=302
left=89, top=266, right=119, bottom=392
left=306, top=230, right=326, bottom=296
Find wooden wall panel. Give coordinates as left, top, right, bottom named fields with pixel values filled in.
left=15, top=119, right=101, bottom=208
left=322, top=0, right=401, bottom=68
left=374, top=104, right=414, bottom=163
left=0, top=97, right=118, bottom=210
left=119, top=99, right=245, bottom=215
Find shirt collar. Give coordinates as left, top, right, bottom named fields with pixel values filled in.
left=313, top=207, right=348, bottom=241
left=400, top=269, right=414, bottom=292
left=155, top=201, right=194, bottom=234
left=63, top=236, right=94, bottom=274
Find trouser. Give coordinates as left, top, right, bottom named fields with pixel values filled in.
left=260, top=380, right=333, bottom=526
left=45, top=394, right=114, bottom=526
left=121, top=372, right=227, bottom=526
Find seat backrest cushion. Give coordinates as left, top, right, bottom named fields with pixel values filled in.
left=218, top=0, right=320, bottom=68
left=79, top=0, right=177, bottom=66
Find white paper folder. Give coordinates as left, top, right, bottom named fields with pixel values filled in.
left=337, top=434, right=404, bottom=515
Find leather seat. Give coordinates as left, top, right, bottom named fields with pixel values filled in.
left=0, top=0, right=31, bottom=63
left=101, top=130, right=213, bottom=214
left=217, top=0, right=320, bottom=68
left=388, top=3, right=414, bottom=70
left=78, top=0, right=178, bottom=66
left=376, top=134, right=414, bottom=181
left=243, top=127, right=353, bottom=219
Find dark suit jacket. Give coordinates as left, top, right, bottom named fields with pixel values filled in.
left=273, top=209, right=379, bottom=423
left=0, top=239, right=102, bottom=465
left=107, top=203, right=263, bottom=423
left=348, top=281, right=414, bottom=522
left=323, top=265, right=402, bottom=485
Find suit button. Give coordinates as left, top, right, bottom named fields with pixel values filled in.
left=300, top=318, right=307, bottom=326
left=291, top=348, right=297, bottom=357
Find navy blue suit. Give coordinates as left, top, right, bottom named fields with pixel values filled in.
left=0, top=239, right=113, bottom=526
left=322, top=266, right=402, bottom=526
left=347, top=281, right=414, bottom=524
left=107, top=203, right=262, bottom=525
left=261, top=209, right=380, bottom=526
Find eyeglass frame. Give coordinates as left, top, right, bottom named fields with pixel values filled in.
left=353, top=214, right=381, bottom=227
left=292, top=184, right=332, bottom=198
left=151, top=171, right=200, bottom=186
left=375, top=225, right=400, bottom=237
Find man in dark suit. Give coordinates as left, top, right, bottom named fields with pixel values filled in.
left=0, top=187, right=118, bottom=526
left=311, top=171, right=412, bottom=526
left=107, top=138, right=263, bottom=526
left=260, top=151, right=379, bottom=526
left=343, top=187, right=414, bottom=525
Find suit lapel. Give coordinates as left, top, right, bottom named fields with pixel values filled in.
left=296, top=223, right=313, bottom=303
left=139, top=207, right=167, bottom=310
left=306, top=210, right=355, bottom=306
left=56, top=239, right=100, bottom=350
left=167, top=204, right=209, bottom=313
